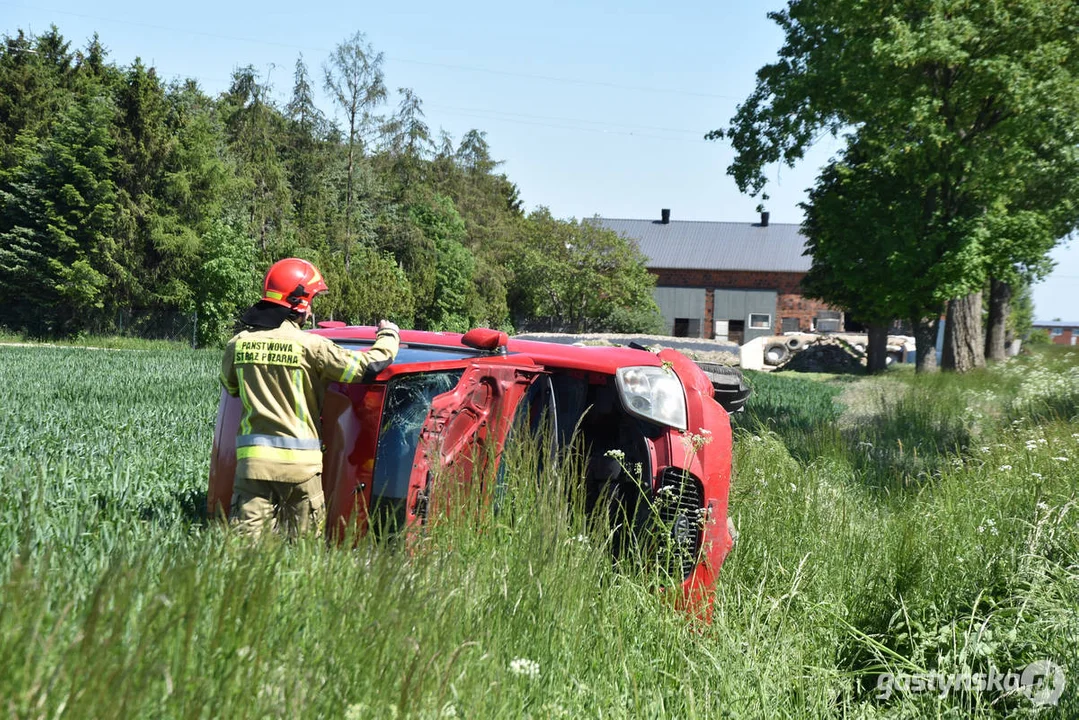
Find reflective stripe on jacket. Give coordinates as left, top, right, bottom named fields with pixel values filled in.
left=220, top=320, right=399, bottom=482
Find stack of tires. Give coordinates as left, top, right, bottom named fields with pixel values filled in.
left=763, top=336, right=807, bottom=367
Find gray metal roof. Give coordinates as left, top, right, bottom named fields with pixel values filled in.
left=1032, top=320, right=1079, bottom=328
left=593, top=218, right=811, bottom=273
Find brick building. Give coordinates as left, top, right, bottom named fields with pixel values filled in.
left=595, top=210, right=836, bottom=342
left=1032, top=320, right=1079, bottom=346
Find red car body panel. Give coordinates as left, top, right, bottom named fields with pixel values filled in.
left=657, top=348, right=734, bottom=610
left=208, top=326, right=737, bottom=606
left=322, top=384, right=386, bottom=540
left=207, top=388, right=240, bottom=519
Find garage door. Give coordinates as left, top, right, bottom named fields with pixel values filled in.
left=713, top=289, right=777, bottom=343
left=653, top=287, right=706, bottom=338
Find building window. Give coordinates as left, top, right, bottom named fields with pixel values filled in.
left=749, top=313, right=772, bottom=330
left=1052, top=327, right=1064, bottom=336
left=781, top=317, right=800, bottom=333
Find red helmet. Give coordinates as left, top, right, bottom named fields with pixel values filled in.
left=262, top=258, right=328, bottom=314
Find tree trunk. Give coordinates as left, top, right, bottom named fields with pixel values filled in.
left=344, top=109, right=357, bottom=271
left=984, top=278, right=1012, bottom=363
left=911, top=314, right=940, bottom=373
left=942, top=292, right=986, bottom=372
left=866, top=324, right=889, bottom=374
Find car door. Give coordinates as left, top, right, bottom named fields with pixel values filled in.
left=403, top=362, right=541, bottom=527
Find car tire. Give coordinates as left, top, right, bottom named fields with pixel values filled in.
left=764, top=343, right=790, bottom=366
left=694, top=362, right=751, bottom=413
left=853, top=343, right=866, bottom=354
left=604, top=481, right=644, bottom=564
left=785, top=337, right=806, bottom=352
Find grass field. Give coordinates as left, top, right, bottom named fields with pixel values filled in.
left=0, top=343, right=1077, bottom=718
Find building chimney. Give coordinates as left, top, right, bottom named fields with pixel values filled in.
left=661, top=208, right=671, bottom=224
left=760, top=211, right=770, bottom=227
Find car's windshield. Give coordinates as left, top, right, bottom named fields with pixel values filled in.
left=369, top=370, right=464, bottom=531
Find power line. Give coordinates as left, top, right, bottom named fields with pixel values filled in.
left=431, top=107, right=710, bottom=144
left=426, top=103, right=703, bottom=135
left=1, top=1, right=741, bottom=101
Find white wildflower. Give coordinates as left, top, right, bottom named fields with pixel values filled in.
left=604, top=449, right=625, bottom=461
left=998, top=465, right=1012, bottom=471
left=440, top=704, right=458, bottom=718
left=1032, top=472, right=1044, bottom=479
left=509, top=657, right=540, bottom=680
left=980, top=447, right=992, bottom=454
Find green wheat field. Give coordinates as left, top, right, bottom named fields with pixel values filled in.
left=1, top=342, right=1077, bottom=718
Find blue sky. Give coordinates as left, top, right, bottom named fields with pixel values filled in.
left=3, top=0, right=1075, bottom=320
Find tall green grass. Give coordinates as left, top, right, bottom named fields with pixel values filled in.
left=0, top=345, right=1076, bottom=717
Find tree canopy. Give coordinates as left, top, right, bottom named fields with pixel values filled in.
left=0, top=26, right=661, bottom=343
left=713, top=0, right=1079, bottom=370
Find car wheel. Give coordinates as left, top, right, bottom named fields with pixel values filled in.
left=764, top=343, right=790, bottom=366
left=603, top=480, right=646, bottom=563
left=694, top=362, right=751, bottom=413
left=785, top=337, right=806, bottom=351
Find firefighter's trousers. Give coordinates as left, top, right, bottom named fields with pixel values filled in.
left=231, top=474, right=325, bottom=539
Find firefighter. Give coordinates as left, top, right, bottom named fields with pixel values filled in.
left=219, top=258, right=400, bottom=539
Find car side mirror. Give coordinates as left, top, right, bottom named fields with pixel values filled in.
left=462, top=328, right=509, bottom=353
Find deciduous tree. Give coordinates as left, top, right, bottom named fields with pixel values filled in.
left=323, top=31, right=386, bottom=268
left=713, top=0, right=1079, bottom=372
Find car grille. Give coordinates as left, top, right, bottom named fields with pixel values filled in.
left=656, top=468, right=703, bottom=581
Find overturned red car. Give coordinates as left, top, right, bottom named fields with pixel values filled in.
left=208, top=326, right=748, bottom=602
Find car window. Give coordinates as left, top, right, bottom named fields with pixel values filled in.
left=336, top=341, right=482, bottom=365
left=369, top=370, right=464, bottom=530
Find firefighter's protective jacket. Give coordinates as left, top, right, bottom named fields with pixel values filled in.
left=220, top=320, right=400, bottom=483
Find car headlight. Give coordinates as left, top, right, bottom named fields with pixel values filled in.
left=615, top=366, right=687, bottom=430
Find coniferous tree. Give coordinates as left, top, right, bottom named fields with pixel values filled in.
left=222, top=65, right=292, bottom=255
left=0, top=90, right=119, bottom=334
